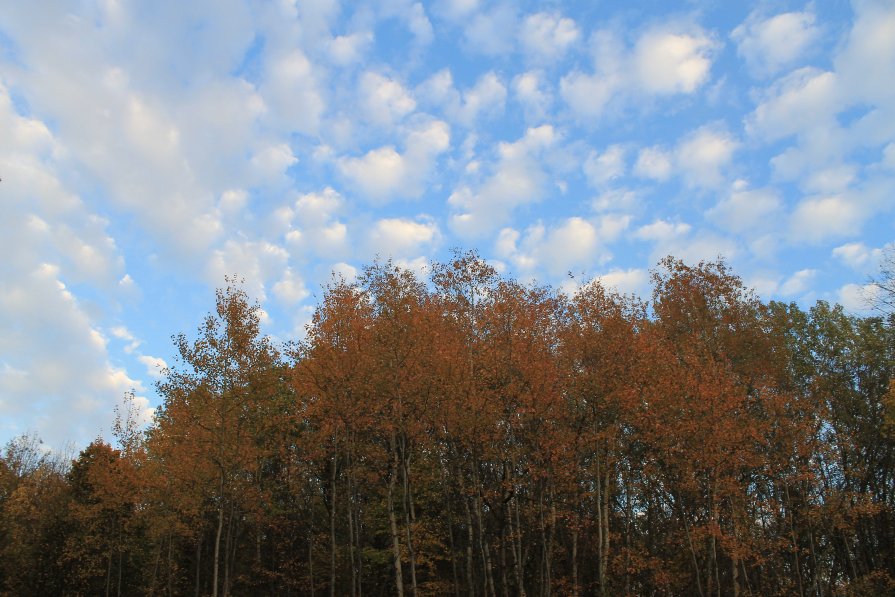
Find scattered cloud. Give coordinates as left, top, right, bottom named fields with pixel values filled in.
left=732, top=10, right=820, bottom=77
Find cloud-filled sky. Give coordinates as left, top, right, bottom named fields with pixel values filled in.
left=1, top=0, right=894, bottom=449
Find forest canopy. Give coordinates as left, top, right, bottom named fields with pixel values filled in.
left=1, top=253, right=894, bottom=596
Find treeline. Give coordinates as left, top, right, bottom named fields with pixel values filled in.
left=1, top=254, right=894, bottom=596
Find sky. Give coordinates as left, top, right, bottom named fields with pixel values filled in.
left=1, top=0, right=894, bottom=450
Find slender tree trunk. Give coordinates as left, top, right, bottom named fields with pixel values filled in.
left=389, top=433, right=406, bottom=597
left=308, top=532, right=316, bottom=597
left=473, top=463, right=496, bottom=597
left=785, top=484, right=805, bottom=597
left=195, top=536, right=202, bottom=597
left=681, top=500, right=705, bottom=597
left=400, top=436, right=418, bottom=597
left=117, top=548, right=123, bottom=597
left=464, top=491, right=476, bottom=594
left=508, top=492, right=526, bottom=597
left=595, top=451, right=605, bottom=597
left=223, top=504, right=235, bottom=597
left=571, top=523, right=579, bottom=597
left=105, top=548, right=113, bottom=597
left=546, top=491, right=556, bottom=597
left=441, top=461, right=460, bottom=597
left=213, top=501, right=224, bottom=597
left=330, top=447, right=338, bottom=597
left=514, top=487, right=527, bottom=597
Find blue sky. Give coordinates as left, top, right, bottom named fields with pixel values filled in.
left=1, top=0, right=893, bottom=449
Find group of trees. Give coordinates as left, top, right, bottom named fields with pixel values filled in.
left=1, top=253, right=894, bottom=596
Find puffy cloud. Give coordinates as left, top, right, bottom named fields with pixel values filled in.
left=633, top=31, right=714, bottom=94
left=272, top=268, right=310, bottom=305
left=634, top=220, right=691, bottom=242
left=338, top=119, right=451, bottom=201
left=633, top=125, right=738, bottom=189
left=746, top=68, right=839, bottom=143
left=707, top=184, right=782, bottom=234
left=0, top=264, right=145, bottom=448
left=367, top=217, right=440, bottom=259
left=137, top=355, right=168, bottom=379
left=633, top=147, right=673, bottom=181
left=206, top=239, right=290, bottom=302
left=463, top=4, right=518, bottom=56
left=561, top=26, right=715, bottom=121
left=449, top=125, right=557, bottom=236
left=675, top=126, right=738, bottom=188
left=595, top=268, right=649, bottom=296
left=261, top=49, right=326, bottom=135
left=584, top=145, right=626, bottom=187
left=359, top=71, right=417, bottom=127
left=838, top=283, right=877, bottom=313
left=779, top=269, right=817, bottom=296
left=790, top=195, right=863, bottom=243
left=419, top=70, right=507, bottom=127
left=512, top=71, right=553, bottom=122
left=832, top=242, right=885, bottom=270
left=328, top=31, right=374, bottom=66
left=519, top=12, right=580, bottom=63
left=732, top=10, right=820, bottom=76
left=496, top=216, right=612, bottom=276
left=284, top=188, right=350, bottom=259
left=435, top=0, right=480, bottom=21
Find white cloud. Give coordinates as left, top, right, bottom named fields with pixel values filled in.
left=338, top=119, right=451, bottom=201
left=0, top=264, right=144, bottom=448
left=746, top=67, right=839, bottom=143
left=707, top=184, right=782, bottom=234
left=732, top=10, right=820, bottom=76
left=779, top=268, right=817, bottom=296
left=206, top=239, right=290, bottom=302
left=592, top=188, right=639, bottom=212
left=633, top=125, right=738, bottom=188
left=328, top=31, right=375, bottom=66
left=250, top=143, right=298, bottom=184
left=561, top=26, right=715, bottom=121
left=790, top=195, right=863, bottom=243
left=633, top=30, right=714, bottom=94
left=584, top=145, right=626, bottom=187
left=832, top=242, right=886, bottom=271
left=633, top=147, right=673, bottom=181
left=452, top=71, right=508, bottom=127
left=368, top=217, right=440, bottom=259
left=838, top=283, right=877, bottom=313
left=407, top=3, right=435, bottom=46
left=285, top=188, right=350, bottom=258
left=595, top=268, right=649, bottom=296
left=262, top=49, right=326, bottom=135
left=435, top=0, right=480, bottom=21
left=137, top=355, right=168, bottom=379
left=359, top=71, right=417, bottom=127
left=635, top=220, right=691, bottom=242
left=449, top=125, right=557, bottom=236
left=272, top=268, right=310, bottom=305
left=496, top=216, right=612, bottom=276
left=513, top=71, right=553, bottom=122
left=519, top=12, right=580, bottom=63
left=464, top=4, right=517, bottom=56
left=675, top=126, right=738, bottom=188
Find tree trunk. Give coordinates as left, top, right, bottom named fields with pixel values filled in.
left=400, top=436, right=418, bottom=597
left=330, top=447, right=338, bottom=597
left=389, top=433, right=406, bottom=597
left=213, top=502, right=224, bottom=597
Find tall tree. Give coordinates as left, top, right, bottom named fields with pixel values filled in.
left=151, top=280, right=281, bottom=597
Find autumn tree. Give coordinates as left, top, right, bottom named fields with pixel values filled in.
left=150, top=280, right=282, bottom=597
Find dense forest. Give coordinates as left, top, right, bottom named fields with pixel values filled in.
left=1, top=253, right=894, bottom=597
